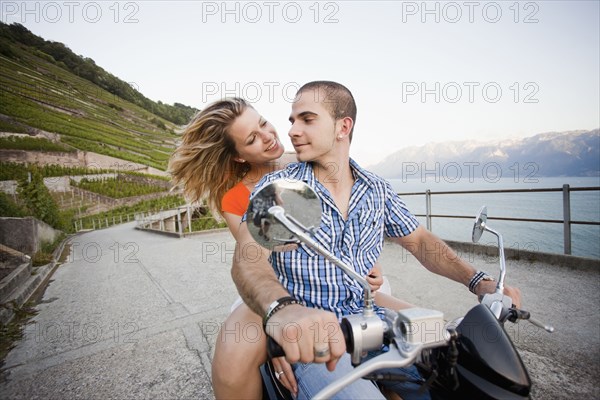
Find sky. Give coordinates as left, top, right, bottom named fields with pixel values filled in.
left=1, top=0, right=599, bottom=166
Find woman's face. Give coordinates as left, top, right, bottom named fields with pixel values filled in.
left=228, top=107, right=284, bottom=164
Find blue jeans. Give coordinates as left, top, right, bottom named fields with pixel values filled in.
left=363, top=351, right=431, bottom=400
left=292, top=352, right=430, bottom=400
left=293, top=353, right=384, bottom=399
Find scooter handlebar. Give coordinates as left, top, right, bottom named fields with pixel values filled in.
left=266, top=321, right=354, bottom=359
left=506, top=308, right=555, bottom=333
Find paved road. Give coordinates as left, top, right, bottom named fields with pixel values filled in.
left=0, top=221, right=598, bottom=399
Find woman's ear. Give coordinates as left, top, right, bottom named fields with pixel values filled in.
left=234, top=157, right=246, bottom=163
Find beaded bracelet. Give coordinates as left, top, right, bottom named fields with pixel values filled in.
left=263, top=296, right=302, bottom=328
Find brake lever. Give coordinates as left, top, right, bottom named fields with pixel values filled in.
left=506, top=308, right=555, bottom=333
left=527, top=316, right=555, bottom=333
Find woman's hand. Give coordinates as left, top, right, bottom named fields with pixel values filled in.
left=366, top=264, right=384, bottom=292
left=271, top=356, right=297, bottom=396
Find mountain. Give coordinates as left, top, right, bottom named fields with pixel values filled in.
left=0, top=22, right=198, bottom=171
left=0, top=22, right=197, bottom=126
left=368, top=130, right=600, bottom=179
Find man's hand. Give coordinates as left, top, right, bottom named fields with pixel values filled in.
left=265, top=304, right=345, bottom=372
left=476, top=280, right=522, bottom=308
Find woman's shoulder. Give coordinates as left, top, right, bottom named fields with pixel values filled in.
left=227, top=181, right=250, bottom=195
left=221, top=181, right=251, bottom=216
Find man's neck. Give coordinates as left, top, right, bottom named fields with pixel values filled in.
left=313, top=154, right=354, bottom=219
left=313, top=156, right=352, bottom=184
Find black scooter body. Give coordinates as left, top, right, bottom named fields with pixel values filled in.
left=429, top=304, right=531, bottom=399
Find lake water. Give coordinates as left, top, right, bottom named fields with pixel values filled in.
left=388, top=177, right=600, bottom=259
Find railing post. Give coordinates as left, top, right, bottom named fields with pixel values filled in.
left=425, top=190, right=432, bottom=231
left=563, top=184, right=572, bottom=255
left=187, top=204, right=193, bottom=233
left=177, top=207, right=183, bottom=237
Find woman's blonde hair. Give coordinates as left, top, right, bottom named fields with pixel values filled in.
left=168, top=98, right=251, bottom=217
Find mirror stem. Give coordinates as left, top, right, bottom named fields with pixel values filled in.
left=485, top=226, right=506, bottom=294
left=268, top=206, right=375, bottom=316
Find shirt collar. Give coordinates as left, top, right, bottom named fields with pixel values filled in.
left=293, top=158, right=372, bottom=183
left=349, top=158, right=376, bottom=189
left=294, top=161, right=316, bottom=185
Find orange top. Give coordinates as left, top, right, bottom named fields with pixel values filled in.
left=221, top=181, right=251, bottom=217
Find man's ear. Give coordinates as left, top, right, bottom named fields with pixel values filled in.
left=336, top=117, right=354, bottom=140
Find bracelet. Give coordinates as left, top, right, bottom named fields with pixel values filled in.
left=468, top=271, right=494, bottom=294
left=263, top=296, right=302, bottom=328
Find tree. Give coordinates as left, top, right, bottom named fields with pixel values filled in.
left=17, top=167, right=61, bottom=229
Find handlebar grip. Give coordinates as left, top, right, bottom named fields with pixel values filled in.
left=507, top=308, right=530, bottom=323
left=267, top=321, right=353, bottom=359
left=340, top=318, right=354, bottom=353
left=267, top=336, right=286, bottom=358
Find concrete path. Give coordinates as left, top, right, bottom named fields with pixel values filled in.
left=0, top=222, right=598, bottom=399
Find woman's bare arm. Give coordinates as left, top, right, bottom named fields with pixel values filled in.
left=222, top=212, right=243, bottom=242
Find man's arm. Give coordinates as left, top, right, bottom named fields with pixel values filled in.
left=231, top=221, right=289, bottom=315
left=231, top=221, right=345, bottom=369
left=393, top=226, right=521, bottom=305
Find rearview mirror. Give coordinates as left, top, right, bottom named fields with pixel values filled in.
left=247, top=179, right=321, bottom=251
left=472, top=206, right=488, bottom=243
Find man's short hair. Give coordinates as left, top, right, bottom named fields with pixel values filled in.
left=297, top=81, right=357, bottom=141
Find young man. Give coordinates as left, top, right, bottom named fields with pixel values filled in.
left=232, top=81, right=521, bottom=399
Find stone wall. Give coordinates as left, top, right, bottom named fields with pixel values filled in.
left=0, top=180, right=17, bottom=195
left=0, top=149, right=82, bottom=167
left=69, top=186, right=170, bottom=209
left=0, top=149, right=169, bottom=177
left=116, top=173, right=172, bottom=189
left=1, top=174, right=171, bottom=195
left=0, top=217, right=62, bottom=255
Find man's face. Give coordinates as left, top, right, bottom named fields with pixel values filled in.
left=288, top=89, right=338, bottom=163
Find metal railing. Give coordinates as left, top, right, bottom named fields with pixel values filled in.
left=135, top=205, right=225, bottom=236
left=399, top=185, right=600, bottom=255
left=73, top=202, right=184, bottom=232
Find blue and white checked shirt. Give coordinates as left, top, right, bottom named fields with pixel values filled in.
left=250, top=159, right=419, bottom=319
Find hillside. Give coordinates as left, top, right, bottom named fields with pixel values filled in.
left=0, top=22, right=197, bottom=171
left=369, top=130, right=600, bottom=179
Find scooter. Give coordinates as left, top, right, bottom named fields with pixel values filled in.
left=247, top=179, right=554, bottom=400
